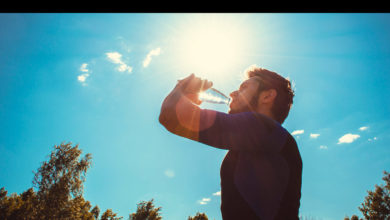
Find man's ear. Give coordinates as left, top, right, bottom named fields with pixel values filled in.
left=260, top=89, right=277, bottom=104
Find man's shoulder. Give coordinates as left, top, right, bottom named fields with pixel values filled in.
left=249, top=112, right=298, bottom=148
left=281, top=132, right=302, bottom=165
left=285, top=133, right=299, bottom=151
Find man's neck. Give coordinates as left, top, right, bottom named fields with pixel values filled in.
left=256, top=107, right=276, bottom=122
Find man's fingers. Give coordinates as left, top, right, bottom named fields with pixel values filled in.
left=201, top=80, right=213, bottom=92
left=178, top=73, right=195, bottom=86
left=176, top=73, right=214, bottom=94
left=187, top=77, right=203, bottom=92
left=184, top=77, right=213, bottom=93
left=175, top=73, right=195, bottom=90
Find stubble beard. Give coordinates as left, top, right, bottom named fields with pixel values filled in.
left=228, top=106, right=250, bottom=114
left=228, top=95, right=259, bottom=115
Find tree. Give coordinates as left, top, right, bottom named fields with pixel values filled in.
left=31, top=142, right=93, bottom=219
left=344, top=215, right=362, bottom=220
left=1, top=142, right=215, bottom=219
left=0, top=142, right=123, bottom=220
left=91, top=205, right=100, bottom=219
left=0, top=187, right=38, bottom=219
left=100, top=209, right=122, bottom=220
left=359, top=171, right=390, bottom=219
left=129, top=199, right=162, bottom=220
left=188, top=212, right=209, bottom=220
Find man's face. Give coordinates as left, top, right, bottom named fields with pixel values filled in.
left=228, top=77, right=260, bottom=114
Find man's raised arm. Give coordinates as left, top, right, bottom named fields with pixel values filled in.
left=159, top=74, right=288, bottom=153
left=159, top=74, right=214, bottom=141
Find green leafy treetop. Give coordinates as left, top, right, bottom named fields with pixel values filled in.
left=343, top=215, right=361, bottom=220
left=101, top=209, right=123, bottom=220
left=188, top=212, right=209, bottom=220
left=0, top=142, right=121, bottom=220
left=32, top=142, right=93, bottom=219
left=345, top=170, right=390, bottom=220
left=129, top=199, right=162, bottom=220
left=0, top=142, right=211, bottom=220
left=359, top=171, right=390, bottom=220
left=91, top=205, right=100, bottom=219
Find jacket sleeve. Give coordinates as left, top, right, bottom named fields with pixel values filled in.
left=198, top=109, right=288, bottom=152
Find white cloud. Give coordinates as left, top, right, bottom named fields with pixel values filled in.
left=310, top=133, right=320, bottom=139
left=80, top=63, right=89, bottom=72
left=359, top=126, right=369, bottom=131
left=292, top=130, right=304, bottom=136
left=337, top=133, right=360, bottom=144
left=78, top=73, right=89, bottom=83
left=106, top=52, right=123, bottom=64
left=77, top=63, right=90, bottom=86
left=143, top=47, right=161, bottom=68
left=164, top=169, right=175, bottom=178
left=319, top=145, right=328, bottom=150
left=198, top=198, right=211, bottom=205
left=212, top=191, right=221, bottom=196
left=106, top=52, right=133, bottom=73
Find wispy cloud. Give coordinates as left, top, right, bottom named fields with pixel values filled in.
left=143, top=47, right=161, bottom=68
left=292, top=130, right=304, bottom=136
left=78, top=74, right=89, bottom=83
left=77, top=63, right=90, bottom=86
left=198, top=198, right=211, bottom=205
left=337, top=133, right=360, bottom=144
left=359, top=126, right=369, bottom=131
left=80, top=63, right=89, bottom=72
left=319, top=145, right=328, bottom=150
left=310, top=133, right=320, bottom=139
left=198, top=191, right=220, bottom=205
left=164, top=169, right=175, bottom=178
left=106, top=52, right=133, bottom=73
left=212, top=191, right=221, bottom=196
left=368, top=137, right=378, bottom=142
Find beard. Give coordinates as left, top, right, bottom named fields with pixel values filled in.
left=228, top=93, right=259, bottom=114
left=228, top=105, right=252, bottom=114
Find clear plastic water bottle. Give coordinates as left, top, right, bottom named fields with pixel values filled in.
left=199, top=88, right=231, bottom=105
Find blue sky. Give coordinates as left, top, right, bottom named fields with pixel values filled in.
left=0, top=13, right=389, bottom=220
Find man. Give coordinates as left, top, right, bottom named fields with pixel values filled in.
left=159, top=66, right=302, bottom=220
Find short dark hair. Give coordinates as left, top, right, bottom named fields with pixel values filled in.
left=245, top=65, right=295, bottom=124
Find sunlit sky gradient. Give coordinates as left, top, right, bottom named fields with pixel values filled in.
left=1, top=13, right=390, bottom=220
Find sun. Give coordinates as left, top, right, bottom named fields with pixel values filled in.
left=173, top=14, right=252, bottom=82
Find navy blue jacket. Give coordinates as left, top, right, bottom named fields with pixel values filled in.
left=198, top=110, right=302, bottom=220
left=161, top=107, right=302, bottom=219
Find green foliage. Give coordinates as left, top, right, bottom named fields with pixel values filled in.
left=91, top=205, right=100, bottom=219
left=1, top=141, right=211, bottom=220
left=129, top=199, right=162, bottom=220
left=0, top=142, right=121, bottom=220
left=101, top=209, right=122, bottom=220
left=344, top=215, right=362, bottom=220
left=359, top=171, right=390, bottom=220
left=188, top=212, right=209, bottom=220
left=0, top=187, right=38, bottom=219
left=33, top=142, right=92, bottom=199
left=31, top=142, right=94, bottom=219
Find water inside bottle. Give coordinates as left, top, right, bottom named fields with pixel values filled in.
left=199, top=88, right=231, bottom=105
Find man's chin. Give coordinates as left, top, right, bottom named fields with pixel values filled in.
left=228, top=105, right=237, bottom=114
left=228, top=106, right=249, bottom=114
left=228, top=104, right=234, bottom=114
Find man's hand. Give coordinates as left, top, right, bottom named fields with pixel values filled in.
left=175, top=73, right=213, bottom=105
left=159, top=73, right=213, bottom=138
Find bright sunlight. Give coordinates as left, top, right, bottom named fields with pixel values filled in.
left=174, top=15, right=252, bottom=82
